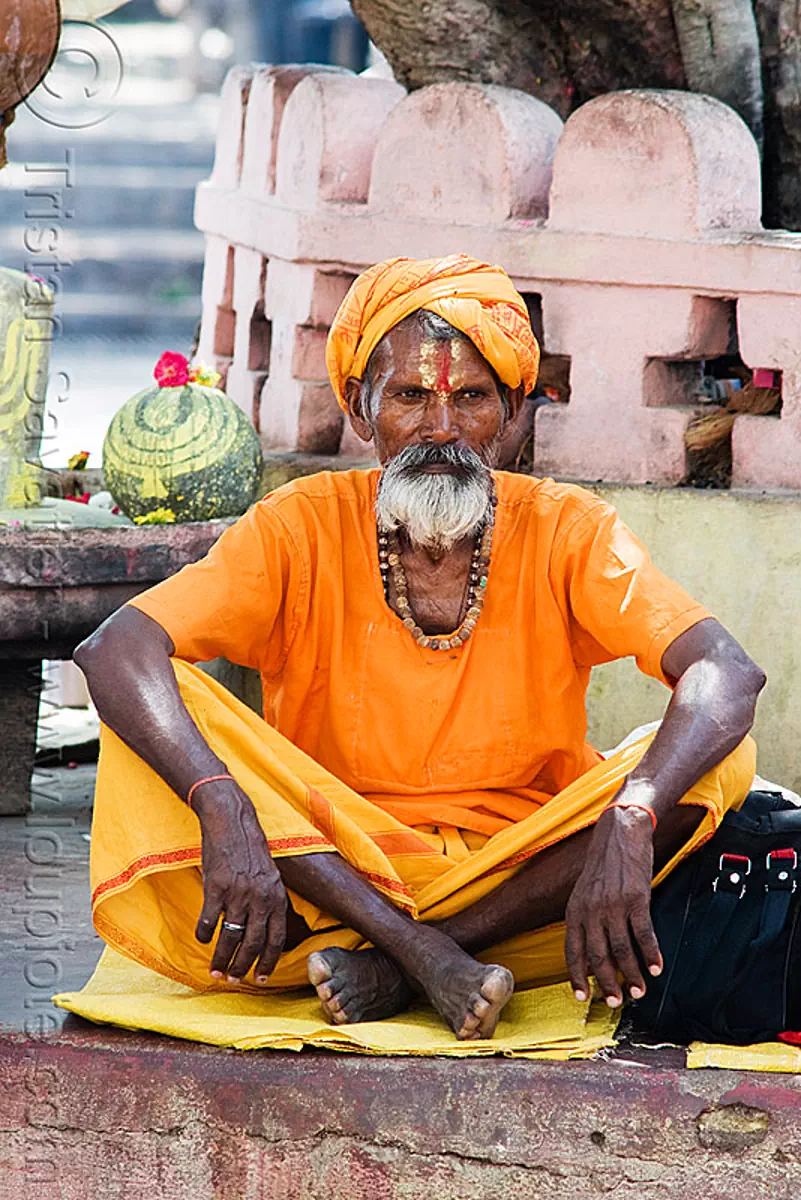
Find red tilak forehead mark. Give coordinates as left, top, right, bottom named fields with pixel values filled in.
left=435, top=343, right=452, bottom=393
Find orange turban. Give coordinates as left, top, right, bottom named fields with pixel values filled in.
left=325, top=255, right=540, bottom=410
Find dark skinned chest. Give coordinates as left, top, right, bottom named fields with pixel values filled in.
left=387, top=544, right=474, bottom=634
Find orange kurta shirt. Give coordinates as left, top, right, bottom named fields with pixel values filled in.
left=125, top=470, right=711, bottom=835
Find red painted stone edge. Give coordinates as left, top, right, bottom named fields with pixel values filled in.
left=2, top=1027, right=798, bottom=1155
left=0, top=521, right=233, bottom=588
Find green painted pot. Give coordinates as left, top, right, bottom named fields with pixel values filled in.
left=103, top=381, right=264, bottom=523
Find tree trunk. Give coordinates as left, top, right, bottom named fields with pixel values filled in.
left=354, top=0, right=801, bottom=230
left=754, top=0, right=801, bottom=228
left=353, top=0, right=686, bottom=117
left=670, top=0, right=763, bottom=144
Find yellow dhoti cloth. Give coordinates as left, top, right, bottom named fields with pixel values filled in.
left=91, top=659, right=756, bottom=993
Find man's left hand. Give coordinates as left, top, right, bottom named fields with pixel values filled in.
left=564, top=806, right=662, bottom=1007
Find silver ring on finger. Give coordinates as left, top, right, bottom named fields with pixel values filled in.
left=221, top=920, right=246, bottom=935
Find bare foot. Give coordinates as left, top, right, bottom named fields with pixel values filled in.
left=308, top=931, right=514, bottom=1041
left=410, top=929, right=514, bottom=1040
left=307, top=947, right=413, bottom=1025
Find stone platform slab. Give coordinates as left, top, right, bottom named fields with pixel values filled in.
left=0, top=765, right=101, bottom=1036
left=0, top=520, right=233, bottom=815
left=4, top=1023, right=801, bottom=1198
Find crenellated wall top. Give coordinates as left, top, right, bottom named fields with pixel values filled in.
left=194, top=66, right=801, bottom=489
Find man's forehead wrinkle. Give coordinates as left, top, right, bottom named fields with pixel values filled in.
left=367, top=320, right=502, bottom=403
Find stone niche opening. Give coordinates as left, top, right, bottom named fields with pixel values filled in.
left=246, top=303, right=272, bottom=434
left=213, top=245, right=236, bottom=376
left=248, top=302, right=272, bottom=373
left=643, top=300, right=783, bottom=488
left=524, top=293, right=571, bottom=404
left=511, top=293, right=571, bottom=472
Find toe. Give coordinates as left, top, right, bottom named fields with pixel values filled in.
left=307, top=951, right=334, bottom=988
left=471, top=995, right=491, bottom=1020
left=456, top=1023, right=482, bottom=1041
left=308, top=951, right=350, bottom=1024
left=328, top=991, right=365, bottom=1025
left=456, top=1009, right=481, bottom=1039
left=482, top=966, right=514, bottom=1005
left=475, top=966, right=514, bottom=1037
left=327, top=986, right=354, bottom=1015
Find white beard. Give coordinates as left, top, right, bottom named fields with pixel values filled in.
left=375, top=445, right=494, bottom=553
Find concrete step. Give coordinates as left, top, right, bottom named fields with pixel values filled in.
left=6, top=130, right=215, bottom=170
left=0, top=42, right=216, bottom=340
left=0, top=163, right=204, bottom=230
left=1, top=100, right=213, bottom=336
left=46, top=296, right=200, bottom=339
left=55, top=291, right=201, bottom=319
left=6, top=97, right=218, bottom=169
left=0, top=227, right=205, bottom=301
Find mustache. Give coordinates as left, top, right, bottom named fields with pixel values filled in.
left=375, top=440, right=494, bottom=551
left=387, top=442, right=494, bottom=479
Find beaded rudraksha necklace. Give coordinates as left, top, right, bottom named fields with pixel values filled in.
left=377, top=516, right=494, bottom=650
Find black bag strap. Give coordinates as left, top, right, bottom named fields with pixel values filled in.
left=663, top=852, right=754, bottom=1012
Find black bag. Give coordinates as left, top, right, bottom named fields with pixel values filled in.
left=633, top=789, right=801, bottom=1044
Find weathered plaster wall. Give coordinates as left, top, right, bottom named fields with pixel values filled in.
left=586, top=485, right=801, bottom=790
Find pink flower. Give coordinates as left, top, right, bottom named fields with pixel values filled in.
left=154, top=351, right=190, bottom=388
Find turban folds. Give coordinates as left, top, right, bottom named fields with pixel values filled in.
left=325, top=255, right=540, bottom=410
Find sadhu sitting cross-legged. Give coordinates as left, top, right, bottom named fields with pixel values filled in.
left=75, top=255, right=764, bottom=1041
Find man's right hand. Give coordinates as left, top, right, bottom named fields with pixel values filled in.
left=192, top=783, right=288, bottom=984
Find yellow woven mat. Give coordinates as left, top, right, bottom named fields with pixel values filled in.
left=688, top=1040, right=801, bottom=1073
left=53, top=947, right=618, bottom=1058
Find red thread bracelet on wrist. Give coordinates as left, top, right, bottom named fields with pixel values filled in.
left=604, top=800, right=658, bottom=831
left=186, top=773, right=236, bottom=809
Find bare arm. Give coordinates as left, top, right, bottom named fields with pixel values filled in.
left=75, top=607, right=287, bottom=984
left=75, top=607, right=225, bottom=799
left=565, top=617, right=766, bottom=1005
left=616, top=617, right=766, bottom=820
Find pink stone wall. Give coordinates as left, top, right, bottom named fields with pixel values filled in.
left=194, top=68, right=801, bottom=488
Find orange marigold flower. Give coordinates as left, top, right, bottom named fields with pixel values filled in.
left=188, top=361, right=222, bottom=389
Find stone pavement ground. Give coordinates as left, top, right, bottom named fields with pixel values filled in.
left=3, top=762, right=801, bottom=1196
left=1, top=763, right=101, bottom=1034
